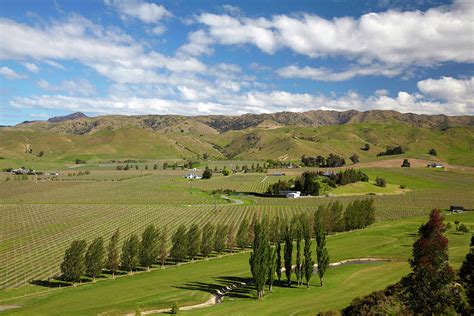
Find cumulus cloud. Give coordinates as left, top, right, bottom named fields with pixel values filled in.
left=23, top=62, right=39, bottom=73
left=0, top=16, right=206, bottom=84
left=37, top=78, right=97, bottom=96
left=11, top=76, right=474, bottom=116
left=277, top=64, right=403, bottom=81
left=104, top=0, right=171, bottom=23
left=191, top=1, right=474, bottom=65
left=0, top=66, right=26, bottom=79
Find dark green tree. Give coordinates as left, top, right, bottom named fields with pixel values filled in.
left=121, top=234, right=140, bottom=273
left=292, top=216, right=303, bottom=286
left=187, top=223, right=201, bottom=261
left=349, top=153, right=359, bottom=164
left=106, top=229, right=120, bottom=278
left=202, top=167, right=212, bottom=179
left=171, top=225, right=188, bottom=264
left=283, top=223, right=293, bottom=286
left=303, top=229, right=314, bottom=288
left=226, top=225, right=236, bottom=253
left=268, top=246, right=277, bottom=292
left=276, top=218, right=286, bottom=281
left=85, top=237, right=105, bottom=282
left=214, top=224, right=227, bottom=255
left=60, top=239, right=87, bottom=283
left=236, top=218, right=249, bottom=249
left=406, top=209, right=455, bottom=314
left=315, top=219, right=329, bottom=287
left=249, top=220, right=271, bottom=299
left=201, top=222, right=215, bottom=258
left=429, top=148, right=437, bottom=156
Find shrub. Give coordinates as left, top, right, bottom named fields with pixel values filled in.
left=429, top=148, right=437, bottom=156
left=377, top=146, right=404, bottom=157
left=457, top=223, right=469, bottom=233
left=399, top=184, right=406, bottom=189
left=375, top=177, right=387, bottom=187
left=401, top=159, right=411, bottom=168
left=171, top=301, right=179, bottom=314
left=361, top=143, right=370, bottom=151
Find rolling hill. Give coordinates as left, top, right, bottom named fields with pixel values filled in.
left=1, top=110, right=473, bottom=168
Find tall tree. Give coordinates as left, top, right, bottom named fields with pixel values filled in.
left=214, top=224, right=227, bottom=255
left=106, top=229, right=120, bottom=278
left=459, top=235, right=473, bottom=310
left=249, top=220, right=271, bottom=299
left=60, top=239, right=87, bottom=283
left=85, top=237, right=105, bottom=282
left=406, top=209, right=455, bottom=314
left=283, top=223, right=293, bottom=286
left=315, top=219, right=329, bottom=287
left=292, top=216, right=303, bottom=286
left=158, top=226, right=169, bottom=268
left=268, top=246, right=277, bottom=292
left=187, top=223, right=201, bottom=261
left=236, top=218, right=249, bottom=249
left=302, top=214, right=314, bottom=288
left=330, top=201, right=345, bottom=232
left=139, top=224, right=159, bottom=271
left=171, top=225, right=188, bottom=264
left=121, top=234, right=140, bottom=273
left=226, top=225, right=236, bottom=253
left=201, top=222, right=215, bottom=258
left=276, top=218, right=286, bottom=282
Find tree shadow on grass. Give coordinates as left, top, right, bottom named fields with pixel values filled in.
left=30, top=279, right=71, bottom=288
left=174, top=276, right=254, bottom=300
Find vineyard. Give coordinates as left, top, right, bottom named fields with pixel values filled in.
left=1, top=167, right=473, bottom=290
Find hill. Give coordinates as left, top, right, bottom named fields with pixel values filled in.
left=0, top=110, right=473, bottom=167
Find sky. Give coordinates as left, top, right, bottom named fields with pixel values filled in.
left=0, top=0, right=473, bottom=125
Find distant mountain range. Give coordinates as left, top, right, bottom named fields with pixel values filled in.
left=1, top=110, right=472, bottom=166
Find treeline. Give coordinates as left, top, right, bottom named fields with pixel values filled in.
left=248, top=200, right=374, bottom=299
left=267, top=172, right=321, bottom=196
left=301, top=154, right=346, bottom=168
left=59, top=199, right=375, bottom=288
left=325, top=169, right=368, bottom=187
left=267, top=169, right=370, bottom=195
left=376, top=146, right=404, bottom=156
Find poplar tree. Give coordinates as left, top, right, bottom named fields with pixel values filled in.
left=139, top=224, right=159, bottom=271
left=158, top=226, right=169, bottom=268
left=293, top=216, right=303, bottom=286
left=171, top=225, right=188, bottom=264
left=60, top=239, right=87, bottom=283
left=187, top=223, right=201, bottom=261
left=303, top=222, right=314, bottom=288
left=226, top=225, right=236, bottom=253
left=283, top=223, right=293, bottom=286
left=106, top=229, right=120, bottom=278
left=121, top=234, right=140, bottom=273
left=276, top=218, right=286, bottom=282
left=249, top=220, right=270, bottom=299
left=85, top=236, right=105, bottom=282
left=236, top=218, right=249, bottom=249
left=201, top=222, right=215, bottom=258
left=214, top=224, right=227, bottom=255
left=459, top=235, right=473, bottom=309
left=268, top=246, right=277, bottom=292
left=315, top=219, right=329, bottom=287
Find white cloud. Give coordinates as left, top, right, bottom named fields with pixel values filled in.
left=222, top=4, right=241, bottom=16
left=178, top=30, right=215, bottom=57
left=11, top=76, right=474, bottom=116
left=37, top=78, right=97, bottom=96
left=23, top=62, right=39, bottom=73
left=417, top=76, right=474, bottom=104
left=277, top=64, right=403, bottom=81
left=193, top=1, right=474, bottom=65
left=150, top=25, right=166, bottom=35
left=104, top=0, right=171, bottom=23
left=0, top=66, right=26, bottom=79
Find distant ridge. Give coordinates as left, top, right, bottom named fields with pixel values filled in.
left=48, top=112, right=88, bottom=123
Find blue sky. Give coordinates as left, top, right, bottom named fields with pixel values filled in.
left=0, top=0, right=473, bottom=125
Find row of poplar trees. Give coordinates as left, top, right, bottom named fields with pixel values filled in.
left=249, top=213, right=330, bottom=299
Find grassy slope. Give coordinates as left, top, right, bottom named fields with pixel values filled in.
left=1, top=123, right=473, bottom=169
left=2, top=212, right=472, bottom=316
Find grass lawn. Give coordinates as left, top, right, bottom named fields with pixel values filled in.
left=2, top=211, right=472, bottom=316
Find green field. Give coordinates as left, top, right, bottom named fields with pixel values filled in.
left=1, top=212, right=472, bottom=315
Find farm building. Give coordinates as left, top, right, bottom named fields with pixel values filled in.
left=427, top=163, right=444, bottom=168
left=450, top=205, right=464, bottom=213
left=269, top=172, right=286, bottom=176
left=278, top=190, right=301, bottom=198
left=184, top=173, right=202, bottom=179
